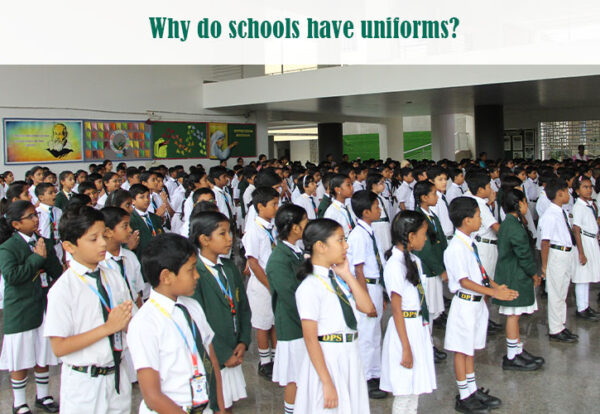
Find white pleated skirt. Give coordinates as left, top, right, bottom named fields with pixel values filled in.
left=221, top=365, right=247, bottom=408
left=574, top=235, right=600, bottom=283
left=373, top=221, right=392, bottom=253
left=0, top=317, right=57, bottom=371
left=380, top=316, right=436, bottom=396
left=499, top=298, right=539, bottom=316
left=272, top=338, right=308, bottom=386
left=423, top=276, right=444, bottom=318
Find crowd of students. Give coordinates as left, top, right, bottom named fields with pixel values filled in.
left=0, top=151, right=598, bottom=414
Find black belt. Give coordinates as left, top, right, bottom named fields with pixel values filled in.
left=365, top=278, right=380, bottom=285
left=402, top=310, right=420, bottom=318
left=72, top=365, right=115, bottom=377
left=550, top=244, right=572, bottom=252
left=318, top=333, right=358, bottom=343
left=475, top=236, right=497, bottom=245
left=456, top=291, right=483, bottom=302
left=582, top=230, right=597, bottom=238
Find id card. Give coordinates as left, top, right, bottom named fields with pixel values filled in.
left=190, top=373, right=209, bottom=409
left=113, top=331, right=123, bottom=352
left=40, top=272, right=49, bottom=288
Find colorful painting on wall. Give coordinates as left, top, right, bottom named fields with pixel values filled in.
left=151, top=122, right=208, bottom=159
left=84, top=120, right=152, bottom=161
left=3, top=119, right=83, bottom=164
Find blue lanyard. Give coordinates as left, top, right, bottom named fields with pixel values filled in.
left=106, top=257, right=136, bottom=301
left=256, top=220, right=275, bottom=244
left=203, top=261, right=233, bottom=302
left=73, top=268, right=115, bottom=312
left=423, top=209, right=438, bottom=232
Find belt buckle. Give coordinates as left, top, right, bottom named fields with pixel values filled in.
left=90, top=366, right=98, bottom=377
left=459, top=292, right=471, bottom=300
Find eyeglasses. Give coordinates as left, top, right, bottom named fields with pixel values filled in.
left=20, top=212, right=39, bottom=221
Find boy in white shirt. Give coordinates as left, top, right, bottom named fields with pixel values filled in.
left=353, top=165, right=368, bottom=193
left=128, top=233, right=225, bottom=414
left=121, top=167, right=140, bottom=191
left=447, top=168, right=466, bottom=204
left=394, top=168, right=415, bottom=213
left=35, top=183, right=63, bottom=261
left=428, top=167, right=454, bottom=239
left=209, top=166, right=234, bottom=222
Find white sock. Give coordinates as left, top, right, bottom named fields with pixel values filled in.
left=517, top=341, right=524, bottom=355
left=506, top=338, right=520, bottom=360
left=466, top=372, right=477, bottom=394
left=457, top=379, right=470, bottom=400
left=284, top=401, right=294, bottom=414
left=11, top=377, right=28, bottom=407
left=575, top=283, right=590, bottom=312
left=258, top=348, right=271, bottom=365
left=35, top=371, right=50, bottom=399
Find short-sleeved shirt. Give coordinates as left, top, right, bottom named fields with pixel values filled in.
left=443, top=230, right=484, bottom=295
left=347, top=219, right=385, bottom=279
left=36, top=203, right=62, bottom=241
left=127, top=289, right=214, bottom=408
left=572, top=197, right=599, bottom=235
left=213, top=186, right=232, bottom=219
left=536, top=190, right=551, bottom=218
left=383, top=247, right=425, bottom=311
left=324, top=199, right=355, bottom=238
left=295, top=265, right=358, bottom=335
left=242, top=184, right=256, bottom=213
left=316, top=182, right=326, bottom=203
left=468, top=195, right=497, bottom=240
left=446, top=182, right=464, bottom=204
left=44, top=259, right=133, bottom=366
left=242, top=216, right=276, bottom=273
left=103, top=247, right=145, bottom=303
left=523, top=178, right=539, bottom=202
left=295, top=193, right=317, bottom=220
left=395, top=181, right=415, bottom=211
left=353, top=181, right=366, bottom=193
left=433, top=191, right=454, bottom=237
left=539, top=202, right=574, bottom=247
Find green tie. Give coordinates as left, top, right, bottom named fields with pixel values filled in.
left=416, top=282, right=430, bottom=323
left=175, top=303, right=218, bottom=412
left=87, top=270, right=121, bottom=393
left=113, top=257, right=135, bottom=301
left=343, top=205, right=355, bottom=229
left=327, top=270, right=357, bottom=330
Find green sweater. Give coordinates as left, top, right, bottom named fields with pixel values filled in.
left=317, top=195, right=332, bottom=218
left=0, top=233, right=63, bottom=334
left=414, top=211, right=447, bottom=277
left=54, top=190, right=70, bottom=211
left=129, top=210, right=164, bottom=259
left=265, top=242, right=304, bottom=340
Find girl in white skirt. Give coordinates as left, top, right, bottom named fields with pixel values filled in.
left=294, top=219, right=375, bottom=414
left=367, top=173, right=392, bottom=253
left=0, top=201, right=63, bottom=414
left=572, top=177, right=600, bottom=319
left=381, top=210, right=436, bottom=414
left=266, top=204, right=309, bottom=414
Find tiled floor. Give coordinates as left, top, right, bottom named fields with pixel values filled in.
left=1, top=285, right=599, bottom=413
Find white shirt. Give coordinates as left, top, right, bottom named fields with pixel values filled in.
left=347, top=219, right=385, bottom=279
left=444, top=230, right=485, bottom=295
left=382, top=179, right=393, bottom=200
left=394, top=181, right=415, bottom=211
left=164, top=176, right=179, bottom=196
left=316, top=181, right=326, bottom=203
left=536, top=189, right=551, bottom=219
left=295, top=193, right=317, bottom=220
left=242, top=216, right=276, bottom=275
left=353, top=180, right=366, bottom=193
left=432, top=191, right=454, bottom=237
left=291, top=187, right=301, bottom=204
left=490, top=179, right=499, bottom=193
left=324, top=199, right=355, bottom=238
left=29, top=185, right=39, bottom=205
left=446, top=182, right=464, bottom=204
left=539, top=202, right=575, bottom=248
left=128, top=289, right=214, bottom=409
left=295, top=265, right=358, bottom=335
left=523, top=178, right=539, bottom=202
left=572, top=197, right=599, bottom=236
left=36, top=203, right=61, bottom=241
left=242, top=184, right=256, bottom=215
left=103, top=247, right=145, bottom=303
left=121, top=181, right=131, bottom=191
left=377, top=194, right=392, bottom=222
left=468, top=194, right=498, bottom=240
left=44, top=259, right=133, bottom=366
left=383, top=248, right=426, bottom=310
left=213, top=186, right=232, bottom=219
left=96, top=193, right=108, bottom=209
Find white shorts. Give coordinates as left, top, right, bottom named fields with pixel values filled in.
left=246, top=275, right=274, bottom=330
left=444, top=294, right=488, bottom=356
left=0, top=318, right=57, bottom=371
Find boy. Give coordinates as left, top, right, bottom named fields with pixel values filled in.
left=141, top=171, right=169, bottom=218
left=394, top=167, right=415, bottom=212
left=128, top=233, right=225, bottom=414
left=45, top=205, right=134, bottom=413
left=242, top=186, right=280, bottom=380
left=178, top=188, right=216, bottom=239
left=35, top=183, right=63, bottom=261
left=447, top=167, right=466, bottom=204
left=209, top=166, right=235, bottom=222
left=54, top=170, right=75, bottom=211
left=539, top=178, right=579, bottom=343
left=428, top=166, right=454, bottom=239
left=244, top=170, right=283, bottom=233
left=317, top=173, right=333, bottom=218
left=76, top=181, right=99, bottom=209
left=524, top=167, right=539, bottom=219
left=444, top=197, right=518, bottom=413
left=347, top=190, right=386, bottom=399
left=241, top=167, right=257, bottom=226
left=121, top=167, right=140, bottom=191
left=129, top=184, right=164, bottom=259
left=353, top=165, right=368, bottom=193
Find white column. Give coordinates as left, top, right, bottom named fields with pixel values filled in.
left=431, top=114, right=456, bottom=161
left=255, top=111, right=268, bottom=159
left=385, top=117, right=404, bottom=160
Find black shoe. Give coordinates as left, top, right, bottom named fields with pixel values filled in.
left=588, top=307, right=600, bottom=316
left=502, top=354, right=541, bottom=371
left=367, top=378, right=388, bottom=399
left=433, top=315, right=447, bottom=329
left=474, top=388, right=502, bottom=409
left=563, top=328, right=579, bottom=339
left=257, top=361, right=273, bottom=379
left=35, top=397, right=59, bottom=413
left=576, top=308, right=600, bottom=321
left=433, top=346, right=447, bottom=363
left=520, top=349, right=545, bottom=365
left=455, top=393, right=489, bottom=414
left=12, top=404, right=32, bottom=414
left=444, top=296, right=452, bottom=307
left=549, top=330, right=578, bottom=343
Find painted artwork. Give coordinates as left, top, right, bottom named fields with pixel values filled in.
left=208, top=122, right=229, bottom=160
left=4, top=119, right=83, bottom=164
left=84, top=120, right=152, bottom=160
left=151, top=122, right=208, bottom=159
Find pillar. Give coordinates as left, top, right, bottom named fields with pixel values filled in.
left=474, top=105, right=504, bottom=160
left=318, top=123, right=343, bottom=163
left=431, top=114, right=456, bottom=161
left=385, top=117, right=404, bottom=161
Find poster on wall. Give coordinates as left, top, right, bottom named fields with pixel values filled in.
left=151, top=121, right=208, bottom=159
left=512, top=135, right=523, bottom=151
left=227, top=123, right=257, bottom=158
left=503, top=136, right=512, bottom=151
left=84, top=120, right=152, bottom=161
left=208, top=122, right=229, bottom=160
left=3, top=119, right=83, bottom=164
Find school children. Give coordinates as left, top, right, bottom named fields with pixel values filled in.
left=571, top=177, right=600, bottom=320
left=447, top=168, right=466, bottom=204
left=380, top=211, right=437, bottom=414
left=121, top=167, right=140, bottom=191
left=493, top=189, right=544, bottom=371
left=129, top=183, right=164, bottom=258
left=317, top=173, right=333, bottom=218
left=347, top=190, right=387, bottom=399
left=77, top=181, right=100, bottom=208
left=323, top=174, right=356, bottom=239
left=242, top=186, right=280, bottom=379
left=190, top=211, right=252, bottom=411
left=353, top=165, right=368, bottom=193
left=428, top=167, right=454, bottom=239
left=444, top=197, right=518, bottom=413
left=244, top=169, right=283, bottom=232
left=127, top=233, right=226, bottom=414
left=294, top=219, right=375, bottom=414
left=294, top=174, right=318, bottom=220
left=28, top=166, right=44, bottom=205
left=366, top=173, right=392, bottom=252
left=35, top=183, right=63, bottom=261
left=209, top=166, right=235, bottom=223
left=44, top=205, right=134, bottom=413
left=97, top=172, right=120, bottom=209
left=54, top=170, right=75, bottom=211
left=0, top=201, right=63, bottom=414
left=394, top=168, right=415, bottom=212
left=265, top=204, right=309, bottom=414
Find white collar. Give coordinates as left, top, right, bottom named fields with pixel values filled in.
left=282, top=240, right=302, bottom=253
left=332, top=198, right=346, bottom=207
left=199, top=254, right=223, bottom=268
left=420, top=206, right=433, bottom=217
left=149, top=288, right=187, bottom=315
left=454, top=229, right=473, bottom=244
left=312, top=265, right=331, bottom=279
left=38, top=203, right=53, bottom=212
left=357, top=218, right=373, bottom=234
left=105, top=247, right=125, bottom=261
left=212, top=186, right=224, bottom=194
left=549, top=202, right=564, bottom=213
left=135, top=208, right=148, bottom=217
left=18, top=231, right=36, bottom=244
left=70, top=258, right=100, bottom=275
left=255, top=215, right=273, bottom=228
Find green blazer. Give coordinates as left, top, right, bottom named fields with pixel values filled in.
left=492, top=214, right=537, bottom=307
left=192, top=258, right=251, bottom=367
left=129, top=210, right=164, bottom=259
left=0, top=233, right=62, bottom=334
left=414, top=212, right=447, bottom=277
left=54, top=190, right=70, bottom=211
left=266, top=242, right=304, bottom=341
left=317, top=195, right=332, bottom=218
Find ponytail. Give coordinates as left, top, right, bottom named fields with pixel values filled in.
left=390, top=210, right=427, bottom=287
left=0, top=200, right=34, bottom=245
left=296, top=218, right=340, bottom=281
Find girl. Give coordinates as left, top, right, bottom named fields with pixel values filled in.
left=266, top=204, right=309, bottom=414
left=190, top=211, right=252, bottom=413
left=0, top=201, right=63, bottom=414
left=572, top=177, right=600, bottom=320
left=294, top=219, right=375, bottom=414
left=0, top=182, right=32, bottom=214
left=295, top=174, right=318, bottom=220
left=367, top=173, right=392, bottom=253
left=97, top=172, right=121, bottom=209
left=493, top=189, right=544, bottom=370
left=28, top=166, right=44, bottom=205
left=105, top=190, right=140, bottom=251
left=72, top=170, right=88, bottom=194
left=323, top=174, right=356, bottom=239
left=182, top=171, right=210, bottom=224
left=380, top=210, right=436, bottom=414
left=412, top=181, right=447, bottom=363
left=54, top=171, right=75, bottom=211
